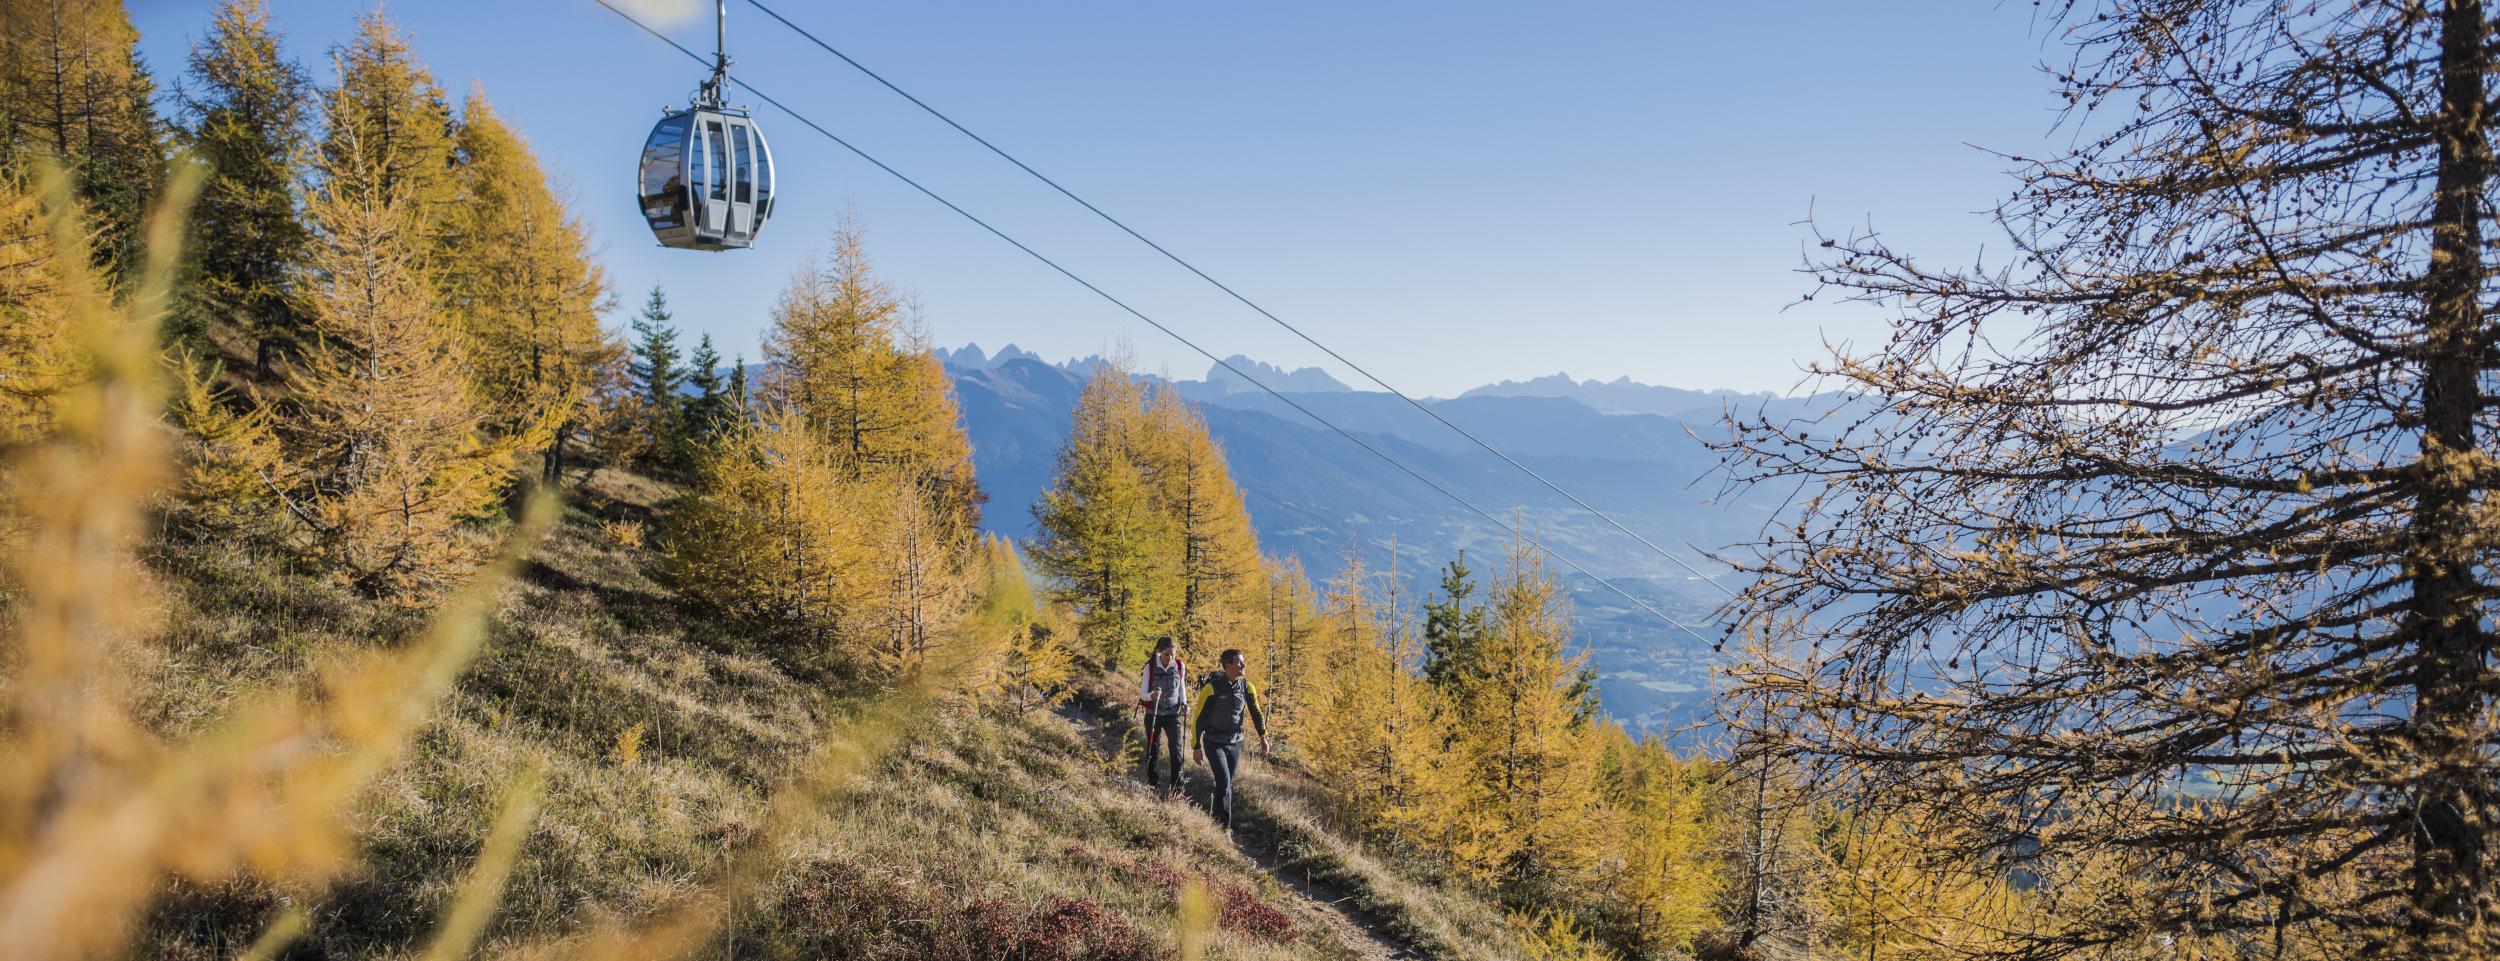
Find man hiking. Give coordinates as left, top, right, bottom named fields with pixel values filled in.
left=1133, top=637, right=1189, bottom=801
left=1189, top=648, right=1270, bottom=833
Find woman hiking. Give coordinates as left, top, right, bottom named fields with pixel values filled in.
left=1134, top=637, right=1189, bottom=802
left=1189, top=648, right=1270, bottom=834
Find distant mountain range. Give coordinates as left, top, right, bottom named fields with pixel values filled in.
left=1461, top=373, right=1776, bottom=419
left=936, top=342, right=1841, bottom=739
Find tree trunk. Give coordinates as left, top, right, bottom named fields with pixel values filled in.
left=2406, top=0, right=2496, bottom=944
left=543, top=422, right=568, bottom=485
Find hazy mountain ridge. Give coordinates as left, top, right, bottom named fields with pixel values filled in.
left=1462, top=372, right=1777, bottom=419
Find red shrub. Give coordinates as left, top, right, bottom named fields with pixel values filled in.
left=1210, top=879, right=1299, bottom=944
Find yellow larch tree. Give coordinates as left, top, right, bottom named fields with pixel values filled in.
left=1363, top=554, right=1457, bottom=847
left=659, top=404, right=876, bottom=657
left=0, top=172, right=95, bottom=447
left=0, top=169, right=110, bottom=558
left=1254, top=556, right=1321, bottom=738
left=664, top=219, right=984, bottom=675
left=1600, top=727, right=1727, bottom=954
left=437, top=88, right=615, bottom=480
left=1445, top=536, right=1609, bottom=903
left=859, top=472, right=972, bottom=678
left=1810, top=808, right=2036, bottom=961
left=1028, top=360, right=1179, bottom=668
left=962, top=535, right=1074, bottom=713
left=1292, top=553, right=1384, bottom=823
left=760, top=220, right=979, bottom=537
left=164, top=351, right=282, bottom=532
left=280, top=137, right=506, bottom=595
left=0, top=0, right=161, bottom=276
left=1295, top=552, right=1449, bottom=846
left=317, top=11, right=455, bottom=229
left=1135, top=383, right=1263, bottom=663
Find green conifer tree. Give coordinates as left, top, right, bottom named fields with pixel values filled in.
left=628, top=285, right=686, bottom=469
left=1422, top=551, right=1490, bottom=692
left=683, top=331, right=725, bottom=440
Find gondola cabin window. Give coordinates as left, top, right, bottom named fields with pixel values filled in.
left=638, top=119, right=686, bottom=231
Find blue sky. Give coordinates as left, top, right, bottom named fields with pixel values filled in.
left=129, top=1, right=2068, bottom=396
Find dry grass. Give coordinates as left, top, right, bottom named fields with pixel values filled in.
left=117, top=464, right=1400, bottom=961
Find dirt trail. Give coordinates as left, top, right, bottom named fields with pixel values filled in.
left=1052, top=691, right=1425, bottom=961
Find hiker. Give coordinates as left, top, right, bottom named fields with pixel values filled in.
left=1189, top=648, right=1270, bottom=833
left=1134, top=637, right=1190, bottom=801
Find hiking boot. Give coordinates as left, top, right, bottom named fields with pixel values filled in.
left=1156, top=785, right=1171, bottom=803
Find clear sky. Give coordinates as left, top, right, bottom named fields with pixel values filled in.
left=128, top=0, right=2070, bottom=396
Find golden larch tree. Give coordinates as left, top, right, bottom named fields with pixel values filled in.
left=860, top=472, right=971, bottom=677
left=437, top=88, right=615, bottom=480
left=1295, top=552, right=1452, bottom=848
left=317, top=11, right=455, bottom=227
left=660, top=404, right=877, bottom=658
left=0, top=172, right=95, bottom=447
left=1293, top=553, right=1385, bottom=823
left=281, top=139, right=505, bottom=595
left=1254, top=555, right=1321, bottom=738
left=1599, top=728, right=1727, bottom=954
left=164, top=351, right=282, bottom=533
left=1136, top=383, right=1263, bottom=661
left=1447, top=537, right=1608, bottom=903
left=0, top=0, right=161, bottom=276
left=761, top=220, right=979, bottom=537
left=1809, top=809, right=2037, bottom=961
left=1029, top=360, right=1180, bottom=668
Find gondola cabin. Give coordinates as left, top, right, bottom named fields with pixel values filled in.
left=639, top=106, right=774, bottom=250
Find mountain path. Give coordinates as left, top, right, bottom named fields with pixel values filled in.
left=1050, top=693, right=1424, bottom=961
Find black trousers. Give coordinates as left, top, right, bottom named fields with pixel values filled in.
left=1143, top=713, right=1183, bottom=788
left=1203, top=740, right=1243, bottom=830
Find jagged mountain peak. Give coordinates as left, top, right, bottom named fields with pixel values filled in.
left=935, top=342, right=1044, bottom=370
left=1206, top=355, right=1352, bottom=394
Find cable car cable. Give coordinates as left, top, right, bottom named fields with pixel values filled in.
left=590, top=0, right=1717, bottom=646
left=741, top=0, right=1744, bottom=605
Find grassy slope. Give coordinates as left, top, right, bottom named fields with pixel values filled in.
left=130, top=468, right=1518, bottom=961
left=1058, top=680, right=1536, bottom=961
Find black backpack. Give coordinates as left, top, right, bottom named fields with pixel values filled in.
left=1200, top=674, right=1247, bottom=740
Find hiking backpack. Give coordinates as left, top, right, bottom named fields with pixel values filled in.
left=1200, top=674, right=1247, bottom=740
left=1145, top=657, right=1188, bottom=715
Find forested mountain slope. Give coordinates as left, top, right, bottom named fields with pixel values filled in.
left=943, top=347, right=1826, bottom=736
